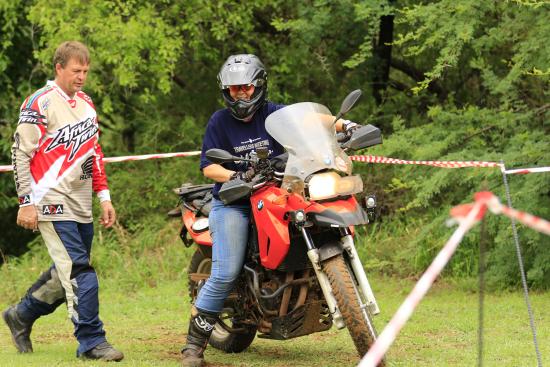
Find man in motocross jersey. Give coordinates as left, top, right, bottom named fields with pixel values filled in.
left=3, top=41, right=124, bottom=362
left=181, top=54, right=360, bottom=367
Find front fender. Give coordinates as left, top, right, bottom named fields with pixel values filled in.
left=306, top=196, right=369, bottom=227
left=318, top=242, right=344, bottom=262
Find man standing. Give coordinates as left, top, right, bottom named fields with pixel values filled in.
left=3, top=41, right=123, bottom=361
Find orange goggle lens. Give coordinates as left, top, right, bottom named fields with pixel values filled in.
left=228, top=84, right=255, bottom=93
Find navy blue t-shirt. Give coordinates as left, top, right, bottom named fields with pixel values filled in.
left=200, top=101, right=286, bottom=199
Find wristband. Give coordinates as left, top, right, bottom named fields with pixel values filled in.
left=18, top=194, right=33, bottom=207
left=97, top=190, right=111, bottom=202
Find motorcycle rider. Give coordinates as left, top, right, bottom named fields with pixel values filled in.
left=181, top=54, right=360, bottom=367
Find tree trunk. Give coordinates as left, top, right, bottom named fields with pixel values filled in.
left=371, top=8, right=395, bottom=105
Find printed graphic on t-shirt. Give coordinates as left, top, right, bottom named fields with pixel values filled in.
left=42, top=204, right=64, bottom=215
left=18, top=108, right=46, bottom=125
left=233, top=138, right=270, bottom=153
left=80, top=156, right=93, bottom=180
left=45, top=117, right=98, bottom=161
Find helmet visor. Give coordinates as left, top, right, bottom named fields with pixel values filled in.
left=221, top=78, right=265, bottom=91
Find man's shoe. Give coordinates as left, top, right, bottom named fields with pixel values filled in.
left=80, top=342, right=124, bottom=362
left=2, top=306, right=33, bottom=353
left=181, top=344, right=205, bottom=367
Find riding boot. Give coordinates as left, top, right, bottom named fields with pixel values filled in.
left=181, top=306, right=217, bottom=367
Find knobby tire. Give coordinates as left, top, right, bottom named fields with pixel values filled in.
left=322, top=254, right=385, bottom=366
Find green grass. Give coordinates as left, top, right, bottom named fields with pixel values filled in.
left=1, top=274, right=549, bottom=366
left=1, top=217, right=549, bottom=366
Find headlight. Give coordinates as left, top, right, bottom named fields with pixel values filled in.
left=307, top=172, right=363, bottom=200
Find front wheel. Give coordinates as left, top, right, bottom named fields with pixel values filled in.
left=322, top=254, right=384, bottom=365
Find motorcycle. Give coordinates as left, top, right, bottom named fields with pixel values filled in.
left=169, top=90, right=384, bottom=364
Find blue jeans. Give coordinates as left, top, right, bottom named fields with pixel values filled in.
left=194, top=198, right=251, bottom=314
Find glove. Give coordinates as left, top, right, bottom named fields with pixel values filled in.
left=270, top=152, right=288, bottom=171
left=230, top=167, right=255, bottom=182
left=342, top=120, right=361, bottom=135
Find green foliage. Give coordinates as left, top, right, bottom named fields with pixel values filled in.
left=0, top=0, right=548, bottom=289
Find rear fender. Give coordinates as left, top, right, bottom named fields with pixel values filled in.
left=183, top=210, right=212, bottom=246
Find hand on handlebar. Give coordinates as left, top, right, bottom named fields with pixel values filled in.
left=343, top=120, right=361, bottom=135
left=230, top=167, right=256, bottom=182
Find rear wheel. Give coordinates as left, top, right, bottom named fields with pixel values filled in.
left=322, top=254, right=384, bottom=365
left=187, top=249, right=257, bottom=353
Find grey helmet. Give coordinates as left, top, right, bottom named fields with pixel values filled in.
left=218, top=54, right=267, bottom=120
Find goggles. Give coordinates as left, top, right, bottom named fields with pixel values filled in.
left=223, top=78, right=265, bottom=93
left=228, top=84, right=254, bottom=93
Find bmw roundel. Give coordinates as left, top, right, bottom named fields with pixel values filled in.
left=257, top=200, right=264, bottom=210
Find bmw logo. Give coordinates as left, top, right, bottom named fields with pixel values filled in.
left=257, top=200, right=264, bottom=210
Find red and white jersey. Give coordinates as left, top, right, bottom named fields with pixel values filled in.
left=12, top=81, right=109, bottom=223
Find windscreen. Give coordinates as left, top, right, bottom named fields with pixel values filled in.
left=265, top=102, right=352, bottom=191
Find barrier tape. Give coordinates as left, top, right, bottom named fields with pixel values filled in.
left=350, top=155, right=550, bottom=176
left=475, top=192, right=550, bottom=236
left=0, top=151, right=201, bottom=172
left=358, top=191, right=550, bottom=367
left=0, top=152, right=548, bottom=175
left=503, top=167, right=550, bottom=175
left=102, top=151, right=201, bottom=163
left=349, top=155, right=504, bottom=169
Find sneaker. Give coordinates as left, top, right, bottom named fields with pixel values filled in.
left=80, top=341, right=124, bottom=362
left=2, top=306, right=33, bottom=353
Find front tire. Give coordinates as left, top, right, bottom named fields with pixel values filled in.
left=322, top=254, right=384, bottom=365
left=187, top=248, right=257, bottom=353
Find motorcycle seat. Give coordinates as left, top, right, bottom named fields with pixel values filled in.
left=176, top=183, right=214, bottom=201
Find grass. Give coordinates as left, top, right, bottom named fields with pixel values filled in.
left=1, top=217, right=549, bottom=366
left=1, top=273, right=549, bottom=366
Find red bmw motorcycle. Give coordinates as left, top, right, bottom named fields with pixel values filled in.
left=170, top=91, right=385, bottom=364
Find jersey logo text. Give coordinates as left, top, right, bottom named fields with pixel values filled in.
left=45, top=118, right=98, bottom=161
left=42, top=204, right=64, bottom=215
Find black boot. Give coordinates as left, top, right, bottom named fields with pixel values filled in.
left=79, top=341, right=124, bottom=361
left=181, top=307, right=217, bottom=367
left=2, top=306, right=34, bottom=353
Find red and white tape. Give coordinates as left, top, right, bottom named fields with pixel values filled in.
left=350, top=155, right=550, bottom=175
left=358, top=191, right=550, bottom=367
left=358, top=201, right=485, bottom=367
left=477, top=192, right=550, bottom=235
left=350, top=155, right=504, bottom=169
left=503, top=166, right=550, bottom=175
left=0, top=151, right=201, bottom=172
left=1, top=152, right=548, bottom=175
left=103, top=151, right=200, bottom=163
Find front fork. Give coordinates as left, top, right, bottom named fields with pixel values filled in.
left=300, top=227, right=347, bottom=329
left=301, top=228, right=381, bottom=330
left=341, top=234, right=380, bottom=315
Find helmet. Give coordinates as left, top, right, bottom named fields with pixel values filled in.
left=218, top=54, right=267, bottom=120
